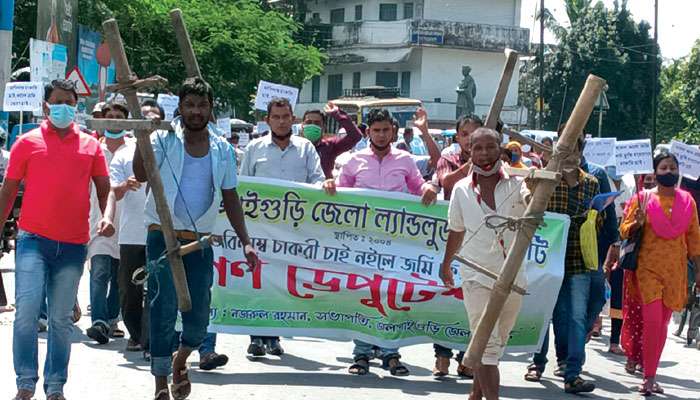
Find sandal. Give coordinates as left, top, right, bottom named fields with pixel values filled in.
left=170, top=367, right=191, bottom=400
left=625, top=360, right=637, bottom=375
left=608, top=345, right=625, bottom=355
left=432, top=356, right=449, bottom=377
left=457, top=364, right=474, bottom=379
left=385, top=357, right=409, bottom=376
left=524, top=364, right=543, bottom=382
left=652, top=382, right=664, bottom=394
left=349, top=358, right=369, bottom=375
left=154, top=389, right=169, bottom=400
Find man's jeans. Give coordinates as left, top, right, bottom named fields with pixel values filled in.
left=13, top=231, right=86, bottom=396
left=89, top=255, right=120, bottom=327
left=147, top=230, right=213, bottom=377
left=174, top=332, right=216, bottom=357
left=551, top=270, right=606, bottom=383
left=352, top=340, right=400, bottom=362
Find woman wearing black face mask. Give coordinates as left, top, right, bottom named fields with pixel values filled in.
left=620, top=151, right=700, bottom=396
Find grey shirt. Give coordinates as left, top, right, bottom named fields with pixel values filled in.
left=240, top=133, right=324, bottom=184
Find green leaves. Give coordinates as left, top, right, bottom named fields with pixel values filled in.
left=658, top=40, right=700, bottom=143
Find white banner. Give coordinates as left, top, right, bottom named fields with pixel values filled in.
left=254, top=80, right=299, bottom=112
left=615, top=139, right=653, bottom=175
left=670, top=140, right=700, bottom=180
left=3, top=82, right=43, bottom=112
left=584, top=137, right=616, bottom=166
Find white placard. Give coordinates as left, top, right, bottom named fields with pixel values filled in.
left=216, top=118, right=230, bottom=136
left=2, top=82, right=44, bottom=112
left=583, top=137, right=616, bottom=166
left=156, top=94, right=179, bottom=121
left=236, top=132, right=250, bottom=147
left=615, top=139, right=653, bottom=175
left=254, top=80, right=299, bottom=112
left=670, top=140, right=700, bottom=180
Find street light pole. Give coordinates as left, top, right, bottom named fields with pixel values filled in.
left=0, top=0, right=15, bottom=109
left=651, top=0, right=658, bottom=146
left=538, top=0, right=545, bottom=130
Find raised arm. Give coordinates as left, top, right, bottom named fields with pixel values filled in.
left=412, top=108, right=441, bottom=170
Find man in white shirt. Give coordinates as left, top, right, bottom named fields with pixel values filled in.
left=440, top=127, right=529, bottom=400
left=240, top=97, right=324, bottom=357
left=86, top=101, right=130, bottom=345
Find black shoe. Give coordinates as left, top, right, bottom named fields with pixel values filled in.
left=266, top=339, right=284, bottom=356
left=86, top=323, right=109, bottom=345
left=247, top=339, right=265, bottom=357
left=199, top=352, right=229, bottom=370
left=565, top=377, right=595, bottom=394
left=143, top=350, right=151, bottom=362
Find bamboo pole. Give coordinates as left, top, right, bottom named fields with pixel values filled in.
left=170, top=9, right=202, bottom=79
left=484, top=49, right=519, bottom=129
left=463, top=74, right=607, bottom=367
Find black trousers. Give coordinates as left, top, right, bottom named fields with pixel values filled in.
left=119, top=244, right=148, bottom=347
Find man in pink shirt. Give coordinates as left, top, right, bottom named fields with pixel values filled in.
left=0, top=79, right=114, bottom=400
left=325, top=108, right=437, bottom=376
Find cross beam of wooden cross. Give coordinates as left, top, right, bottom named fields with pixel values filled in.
left=464, top=74, right=607, bottom=368
left=503, top=128, right=554, bottom=155
left=484, top=49, right=519, bottom=129
left=102, top=18, right=193, bottom=312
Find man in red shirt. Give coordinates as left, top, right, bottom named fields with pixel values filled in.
left=300, top=102, right=362, bottom=178
left=0, top=79, right=113, bottom=400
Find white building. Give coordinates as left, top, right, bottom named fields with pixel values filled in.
left=296, top=0, right=530, bottom=127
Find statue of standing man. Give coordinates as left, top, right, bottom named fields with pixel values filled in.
left=456, top=65, right=477, bottom=119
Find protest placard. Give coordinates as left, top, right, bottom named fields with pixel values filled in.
left=216, top=118, right=231, bottom=137
left=156, top=94, right=179, bottom=120
left=670, top=140, right=700, bottom=180
left=254, top=80, right=299, bottom=112
left=2, top=82, right=43, bottom=112
left=583, top=137, right=616, bottom=166
left=210, top=177, right=569, bottom=352
left=615, top=139, right=653, bottom=175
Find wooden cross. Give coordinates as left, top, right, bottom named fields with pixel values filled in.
left=102, top=18, right=193, bottom=312
left=462, top=74, right=606, bottom=368
left=170, top=9, right=202, bottom=79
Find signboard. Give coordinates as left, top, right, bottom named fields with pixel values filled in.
left=3, top=82, right=44, bottom=112
left=210, top=177, right=569, bottom=351
left=0, top=0, right=14, bottom=31
left=583, top=137, right=616, bottom=166
left=157, top=94, right=179, bottom=121
left=77, top=25, right=116, bottom=105
left=411, top=29, right=444, bottom=45
left=254, top=80, right=299, bottom=112
left=65, top=67, right=91, bottom=96
left=615, top=139, right=653, bottom=176
left=36, top=0, right=78, bottom=69
left=670, top=140, right=700, bottom=180
left=216, top=118, right=231, bottom=136
left=237, top=132, right=250, bottom=147
left=30, top=38, right=68, bottom=85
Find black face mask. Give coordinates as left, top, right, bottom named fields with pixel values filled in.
left=656, top=172, right=679, bottom=188
left=370, top=140, right=390, bottom=152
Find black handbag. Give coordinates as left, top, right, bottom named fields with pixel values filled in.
left=619, top=192, right=647, bottom=271
left=619, top=227, right=642, bottom=271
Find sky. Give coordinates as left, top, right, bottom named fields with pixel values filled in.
left=520, top=0, right=700, bottom=60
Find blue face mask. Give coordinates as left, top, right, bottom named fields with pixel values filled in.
left=48, top=104, right=77, bottom=129
left=511, top=153, right=520, bottom=163
left=104, top=130, right=127, bottom=139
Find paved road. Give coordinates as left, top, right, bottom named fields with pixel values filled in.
left=1, top=255, right=699, bottom=400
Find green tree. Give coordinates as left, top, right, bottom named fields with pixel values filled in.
left=658, top=40, right=700, bottom=143
left=80, top=0, right=325, bottom=116
left=520, top=0, right=658, bottom=139
left=10, top=0, right=37, bottom=70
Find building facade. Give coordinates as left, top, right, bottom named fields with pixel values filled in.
left=296, top=0, right=530, bottom=127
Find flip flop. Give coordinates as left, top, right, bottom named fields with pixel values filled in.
left=154, top=388, right=169, bottom=400
left=524, top=364, right=543, bottom=382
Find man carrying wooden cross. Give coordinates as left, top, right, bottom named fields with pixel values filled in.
left=128, top=77, right=259, bottom=400
left=440, top=127, right=530, bottom=400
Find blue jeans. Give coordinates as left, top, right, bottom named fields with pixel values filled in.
left=352, top=340, right=400, bottom=362
left=173, top=332, right=217, bottom=357
left=552, top=271, right=606, bottom=383
left=13, top=231, right=86, bottom=396
left=89, top=255, right=120, bottom=326
left=147, top=230, right=213, bottom=377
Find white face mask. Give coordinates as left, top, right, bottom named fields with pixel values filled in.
left=472, top=160, right=503, bottom=177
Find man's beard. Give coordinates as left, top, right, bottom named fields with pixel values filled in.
left=370, top=140, right=390, bottom=151
left=272, top=130, right=293, bottom=140
left=182, top=117, right=208, bottom=132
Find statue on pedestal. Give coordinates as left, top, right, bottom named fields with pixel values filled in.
left=456, top=65, right=477, bottom=119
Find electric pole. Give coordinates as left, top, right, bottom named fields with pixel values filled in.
left=651, top=0, right=659, bottom=146
left=0, top=0, right=15, bottom=117
left=538, top=0, right=545, bottom=130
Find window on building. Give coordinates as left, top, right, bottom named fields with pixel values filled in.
left=376, top=71, right=399, bottom=88
left=403, top=3, right=414, bottom=19
left=379, top=4, right=398, bottom=21
left=400, top=71, right=411, bottom=96
left=355, top=5, right=363, bottom=21
left=330, top=8, right=345, bottom=24
left=311, top=76, right=320, bottom=103
left=327, top=74, right=343, bottom=100
left=311, top=12, right=321, bottom=22
left=352, top=72, right=361, bottom=89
